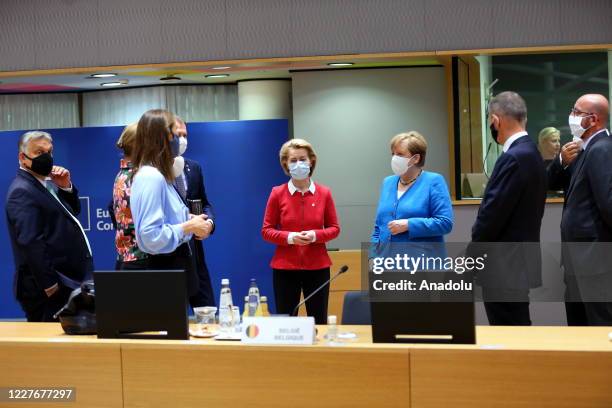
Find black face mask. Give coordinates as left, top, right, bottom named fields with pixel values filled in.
left=24, top=152, right=53, bottom=176
left=489, top=123, right=500, bottom=144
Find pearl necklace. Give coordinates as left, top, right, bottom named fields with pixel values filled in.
left=399, top=169, right=422, bottom=186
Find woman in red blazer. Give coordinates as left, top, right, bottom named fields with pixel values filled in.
left=262, top=139, right=340, bottom=323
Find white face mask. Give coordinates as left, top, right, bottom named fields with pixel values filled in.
left=572, top=135, right=584, bottom=149
left=391, top=155, right=416, bottom=176
left=172, top=156, right=185, bottom=177
left=568, top=114, right=592, bottom=140
left=178, top=136, right=188, bottom=156
left=288, top=160, right=310, bottom=180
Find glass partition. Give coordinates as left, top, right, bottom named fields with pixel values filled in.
left=457, top=51, right=610, bottom=200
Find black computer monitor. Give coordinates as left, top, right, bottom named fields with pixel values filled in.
left=370, top=271, right=476, bottom=344
left=94, top=270, right=189, bottom=340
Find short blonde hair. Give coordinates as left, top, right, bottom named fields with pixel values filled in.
left=538, top=127, right=560, bottom=144
left=116, top=123, right=138, bottom=157
left=390, top=131, right=428, bottom=167
left=279, top=138, right=317, bottom=176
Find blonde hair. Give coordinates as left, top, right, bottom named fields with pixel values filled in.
left=279, top=138, right=317, bottom=176
left=116, top=123, right=138, bottom=157
left=538, top=127, right=560, bottom=144
left=390, top=131, right=428, bottom=167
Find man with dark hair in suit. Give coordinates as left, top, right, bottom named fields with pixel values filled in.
left=174, top=117, right=216, bottom=307
left=471, top=91, right=547, bottom=325
left=5, top=131, right=93, bottom=322
left=547, top=94, right=612, bottom=326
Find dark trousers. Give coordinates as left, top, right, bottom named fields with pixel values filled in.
left=120, top=244, right=199, bottom=298
left=564, top=273, right=612, bottom=326
left=273, top=268, right=330, bottom=324
left=20, top=285, right=73, bottom=322
left=18, top=257, right=93, bottom=322
left=117, top=258, right=149, bottom=270
left=482, top=287, right=531, bottom=326
left=188, top=239, right=216, bottom=308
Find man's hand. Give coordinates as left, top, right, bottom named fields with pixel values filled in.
left=44, top=283, right=59, bottom=298
left=387, top=219, right=409, bottom=235
left=50, top=166, right=71, bottom=189
left=561, top=141, right=581, bottom=167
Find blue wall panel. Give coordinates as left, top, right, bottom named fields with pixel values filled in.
left=0, top=120, right=288, bottom=318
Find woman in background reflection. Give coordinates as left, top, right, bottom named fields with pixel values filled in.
left=538, top=127, right=561, bottom=168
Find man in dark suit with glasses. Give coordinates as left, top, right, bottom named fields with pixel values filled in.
left=547, top=94, right=612, bottom=326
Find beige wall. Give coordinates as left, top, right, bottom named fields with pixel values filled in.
left=292, top=67, right=449, bottom=249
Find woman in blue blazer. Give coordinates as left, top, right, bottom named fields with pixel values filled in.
left=372, top=131, right=453, bottom=247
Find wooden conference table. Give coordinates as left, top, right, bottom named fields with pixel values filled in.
left=0, top=323, right=610, bottom=408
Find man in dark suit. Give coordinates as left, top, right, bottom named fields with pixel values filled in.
left=5, top=131, right=93, bottom=322
left=547, top=94, right=612, bottom=326
left=174, top=117, right=216, bottom=307
left=471, top=91, right=547, bottom=325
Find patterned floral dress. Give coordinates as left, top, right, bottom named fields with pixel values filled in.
left=112, top=159, right=148, bottom=262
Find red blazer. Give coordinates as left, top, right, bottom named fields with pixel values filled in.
left=262, top=182, right=340, bottom=270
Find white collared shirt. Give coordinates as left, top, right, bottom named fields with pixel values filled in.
left=582, top=128, right=609, bottom=151
left=287, top=179, right=316, bottom=195
left=502, top=131, right=528, bottom=153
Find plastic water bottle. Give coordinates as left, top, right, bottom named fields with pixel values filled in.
left=247, top=279, right=260, bottom=316
left=219, top=279, right=234, bottom=334
left=219, top=279, right=234, bottom=309
left=326, top=315, right=338, bottom=343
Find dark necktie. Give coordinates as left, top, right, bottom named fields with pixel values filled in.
left=175, top=173, right=187, bottom=200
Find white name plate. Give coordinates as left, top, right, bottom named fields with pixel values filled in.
left=241, top=317, right=315, bottom=345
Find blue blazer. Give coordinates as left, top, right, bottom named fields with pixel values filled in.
left=5, top=169, right=93, bottom=300
left=371, top=171, right=453, bottom=244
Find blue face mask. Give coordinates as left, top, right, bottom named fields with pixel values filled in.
left=169, top=134, right=180, bottom=158
left=289, top=160, right=310, bottom=180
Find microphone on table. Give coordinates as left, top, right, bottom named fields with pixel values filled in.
left=292, top=265, right=349, bottom=317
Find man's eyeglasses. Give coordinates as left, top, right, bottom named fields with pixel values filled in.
left=570, top=108, right=595, bottom=117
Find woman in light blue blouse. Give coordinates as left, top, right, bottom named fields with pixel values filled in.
left=129, top=109, right=210, bottom=296
left=372, top=131, right=453, bottom=247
